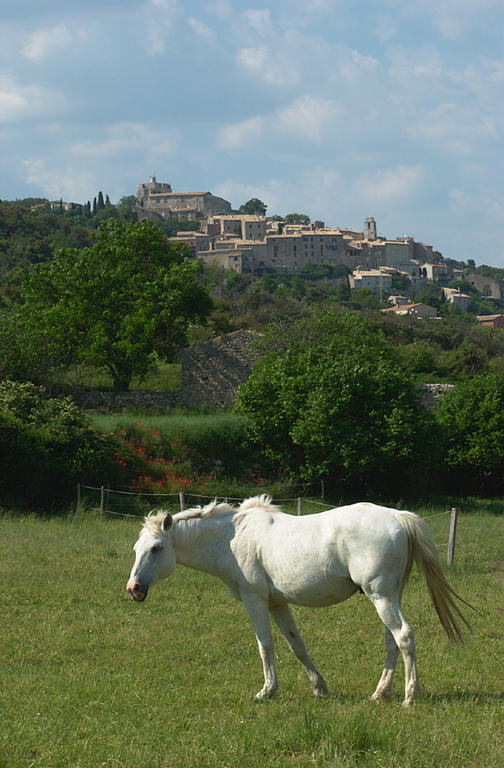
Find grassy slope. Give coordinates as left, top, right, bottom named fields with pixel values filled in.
left=1, top=508, right=503, bottom=768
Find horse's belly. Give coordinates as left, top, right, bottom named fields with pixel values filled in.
left=269, top=575, right=358, bottom=608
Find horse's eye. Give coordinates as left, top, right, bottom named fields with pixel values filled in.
left=151, top=544, right=162, bottom=553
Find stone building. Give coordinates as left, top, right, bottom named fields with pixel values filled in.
left=467, top=273, right=502, bottom=299
left=136, top=176, right=232, bottom=220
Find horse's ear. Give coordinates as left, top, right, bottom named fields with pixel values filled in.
left=162, top=513, right=173, bottom=532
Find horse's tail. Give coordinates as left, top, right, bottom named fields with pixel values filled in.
left=395, top=511, right=473, bottom=644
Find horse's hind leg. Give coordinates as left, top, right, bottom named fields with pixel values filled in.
left=270, top=603, right=328, bottom=697
left=369, top=595, right=419, bottom=706
left=370, top=626, right=399, bottom=701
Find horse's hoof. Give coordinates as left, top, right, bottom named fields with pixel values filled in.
left=370, top=691, right=393, bottom=703
left=313, top=685, right=329, bottom=697
left=254, top=687, right=277, bottom=701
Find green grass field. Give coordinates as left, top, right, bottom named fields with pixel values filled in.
left=1, top=506, right=503, bottom=768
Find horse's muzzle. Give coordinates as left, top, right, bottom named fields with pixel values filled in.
left=126, top=580, right=148, bottom=601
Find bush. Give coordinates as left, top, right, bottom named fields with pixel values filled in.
left=436, top=372, right=504, bottom=494
left=236, top=312, right=440, bottom=498
left=0, top=380, right=119, bottom=510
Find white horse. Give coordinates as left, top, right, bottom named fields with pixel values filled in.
left=126, top=495, right=472, bottom=706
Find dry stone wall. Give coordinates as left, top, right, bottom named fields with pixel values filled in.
left=74, top=329, right=262, bottom=411
left=74, top=331, right=454, bottom=412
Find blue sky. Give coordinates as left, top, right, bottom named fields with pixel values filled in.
left=1, top=0, right=504, bottom=266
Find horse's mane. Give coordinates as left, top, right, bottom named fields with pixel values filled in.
left=141, top=495, right=281, bottom=537
left=238, top=494, right=282, bottom=515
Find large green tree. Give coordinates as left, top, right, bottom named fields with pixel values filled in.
left=436, top=372, right=504, bottom=494
left=238, top=198, right=267, bottom=216
left=236, top=311, right=438, bottom=496
left=21, top=219, right=213, bottom=391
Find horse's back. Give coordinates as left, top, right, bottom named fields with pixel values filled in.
left=232, top=502, right=409, bottom=607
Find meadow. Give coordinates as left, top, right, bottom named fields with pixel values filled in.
left=1, top=505, right=503, bottom=768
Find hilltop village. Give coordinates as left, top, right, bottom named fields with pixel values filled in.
left=134, top=177, right=503, bottom=321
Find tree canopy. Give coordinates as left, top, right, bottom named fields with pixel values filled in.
left=17, top=219, right=213, bottom=391
left=236, top=311, right=438, bottom=495
left=436, top=372, right=504, bottom=494
left=238, top=198, right=267, bottom=216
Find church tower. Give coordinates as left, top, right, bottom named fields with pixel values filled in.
left=364, top=216, right=377, bottom=240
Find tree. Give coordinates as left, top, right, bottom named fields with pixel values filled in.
left=284, top=213, right=311, bottom=225
left=236, top=311, right=438, bottom=496
left=436, top=372, right=504, bottom=494
left=238, top=198, right=267, bottom=216
left=117, top=195, right=137, bottom=221
left=21, top=219, right=213, bottom=391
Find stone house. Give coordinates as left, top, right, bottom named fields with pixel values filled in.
left=136, top=176, right=232, bottom=220
left=383, top=302, right=438, bottom=319
left=467, top=273, right=502, bottom=299
left=476, top=314, right=504, bottom=329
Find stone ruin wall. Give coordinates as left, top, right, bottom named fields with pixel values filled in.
left=75, top=331, right=454, bottom=412
left=75, top=330, right=262, bottom=411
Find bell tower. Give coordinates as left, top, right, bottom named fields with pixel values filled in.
left=364, top=216, right=377, bottom=240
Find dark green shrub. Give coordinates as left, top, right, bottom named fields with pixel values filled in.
left=0, top=380, right=119, bottom=510
left=436, top=372, right=504, bottom=494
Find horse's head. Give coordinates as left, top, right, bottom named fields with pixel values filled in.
left=126, top=512, right=175, bottom=601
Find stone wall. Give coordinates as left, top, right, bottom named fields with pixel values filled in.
left=416, top=383, right=454, bottom=409
left=74, top=332, right=453, bottom=412
left=178, top=329, right=261, bottom=408
left=75, top=329, right=262, bottom=411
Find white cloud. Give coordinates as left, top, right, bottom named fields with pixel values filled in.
left=71, top=122, right=178, bottom=157
left=216, top=116, right=265, bottom=149
left=213, top=178, right=293, bottom=215
left=243, top=9, right=272, bottom=36
left=187, top=17, right=214, bottom=39
left=276, top=95, right=343, bottom=143
left=237, top=45, right=299, bottom=86
left=217, top=93, right=343, bottom=150
left=353, top=165, right=425, bottom=205
left=397, top=0, right=504, bottom=40
left=205, top=0, right=233, bottom=21
left=150, top=0, right=177, bottom=8
left=144, top=0, right=180, bottom=55
left=20, top=24, right=74, bottom=61
left=408, top=103, right=499, bottom=154
left=0, top=75, right=65, bottom=123
left=22, top=158, right=96, bottom=202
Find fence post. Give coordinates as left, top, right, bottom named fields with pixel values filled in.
left=447, top=507, right=458, bottom=565
left=297, top=497, right=302, bottom=516
left=77, top=482, right=81, bottom=511
left=100, top=486, right=105, bottom=516
left=179, top=491, right=185, bottom=512
left=321, top=480, right=325, bottom=499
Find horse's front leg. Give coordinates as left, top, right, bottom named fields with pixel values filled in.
left=270, top=603, right=328, bottom=697
left=241, top=591, right=278, bottom=699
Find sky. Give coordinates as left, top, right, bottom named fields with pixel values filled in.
left=1, top=0, right=504, bottom=267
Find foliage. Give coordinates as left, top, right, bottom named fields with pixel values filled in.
left=99, top=413, right=272, bottom=497
left=0, top=380, right=118, bottom=509
left=436, top=372, right=504, bottom=494
left=19, top=219, right=213, bottom=391
left=110, top=420, right=212, bottom=495
left=284, top=212, right=311, bottom=224
left=236, top=312, right=439, bottom=495
left=238, top=197, right=267, bottom=216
